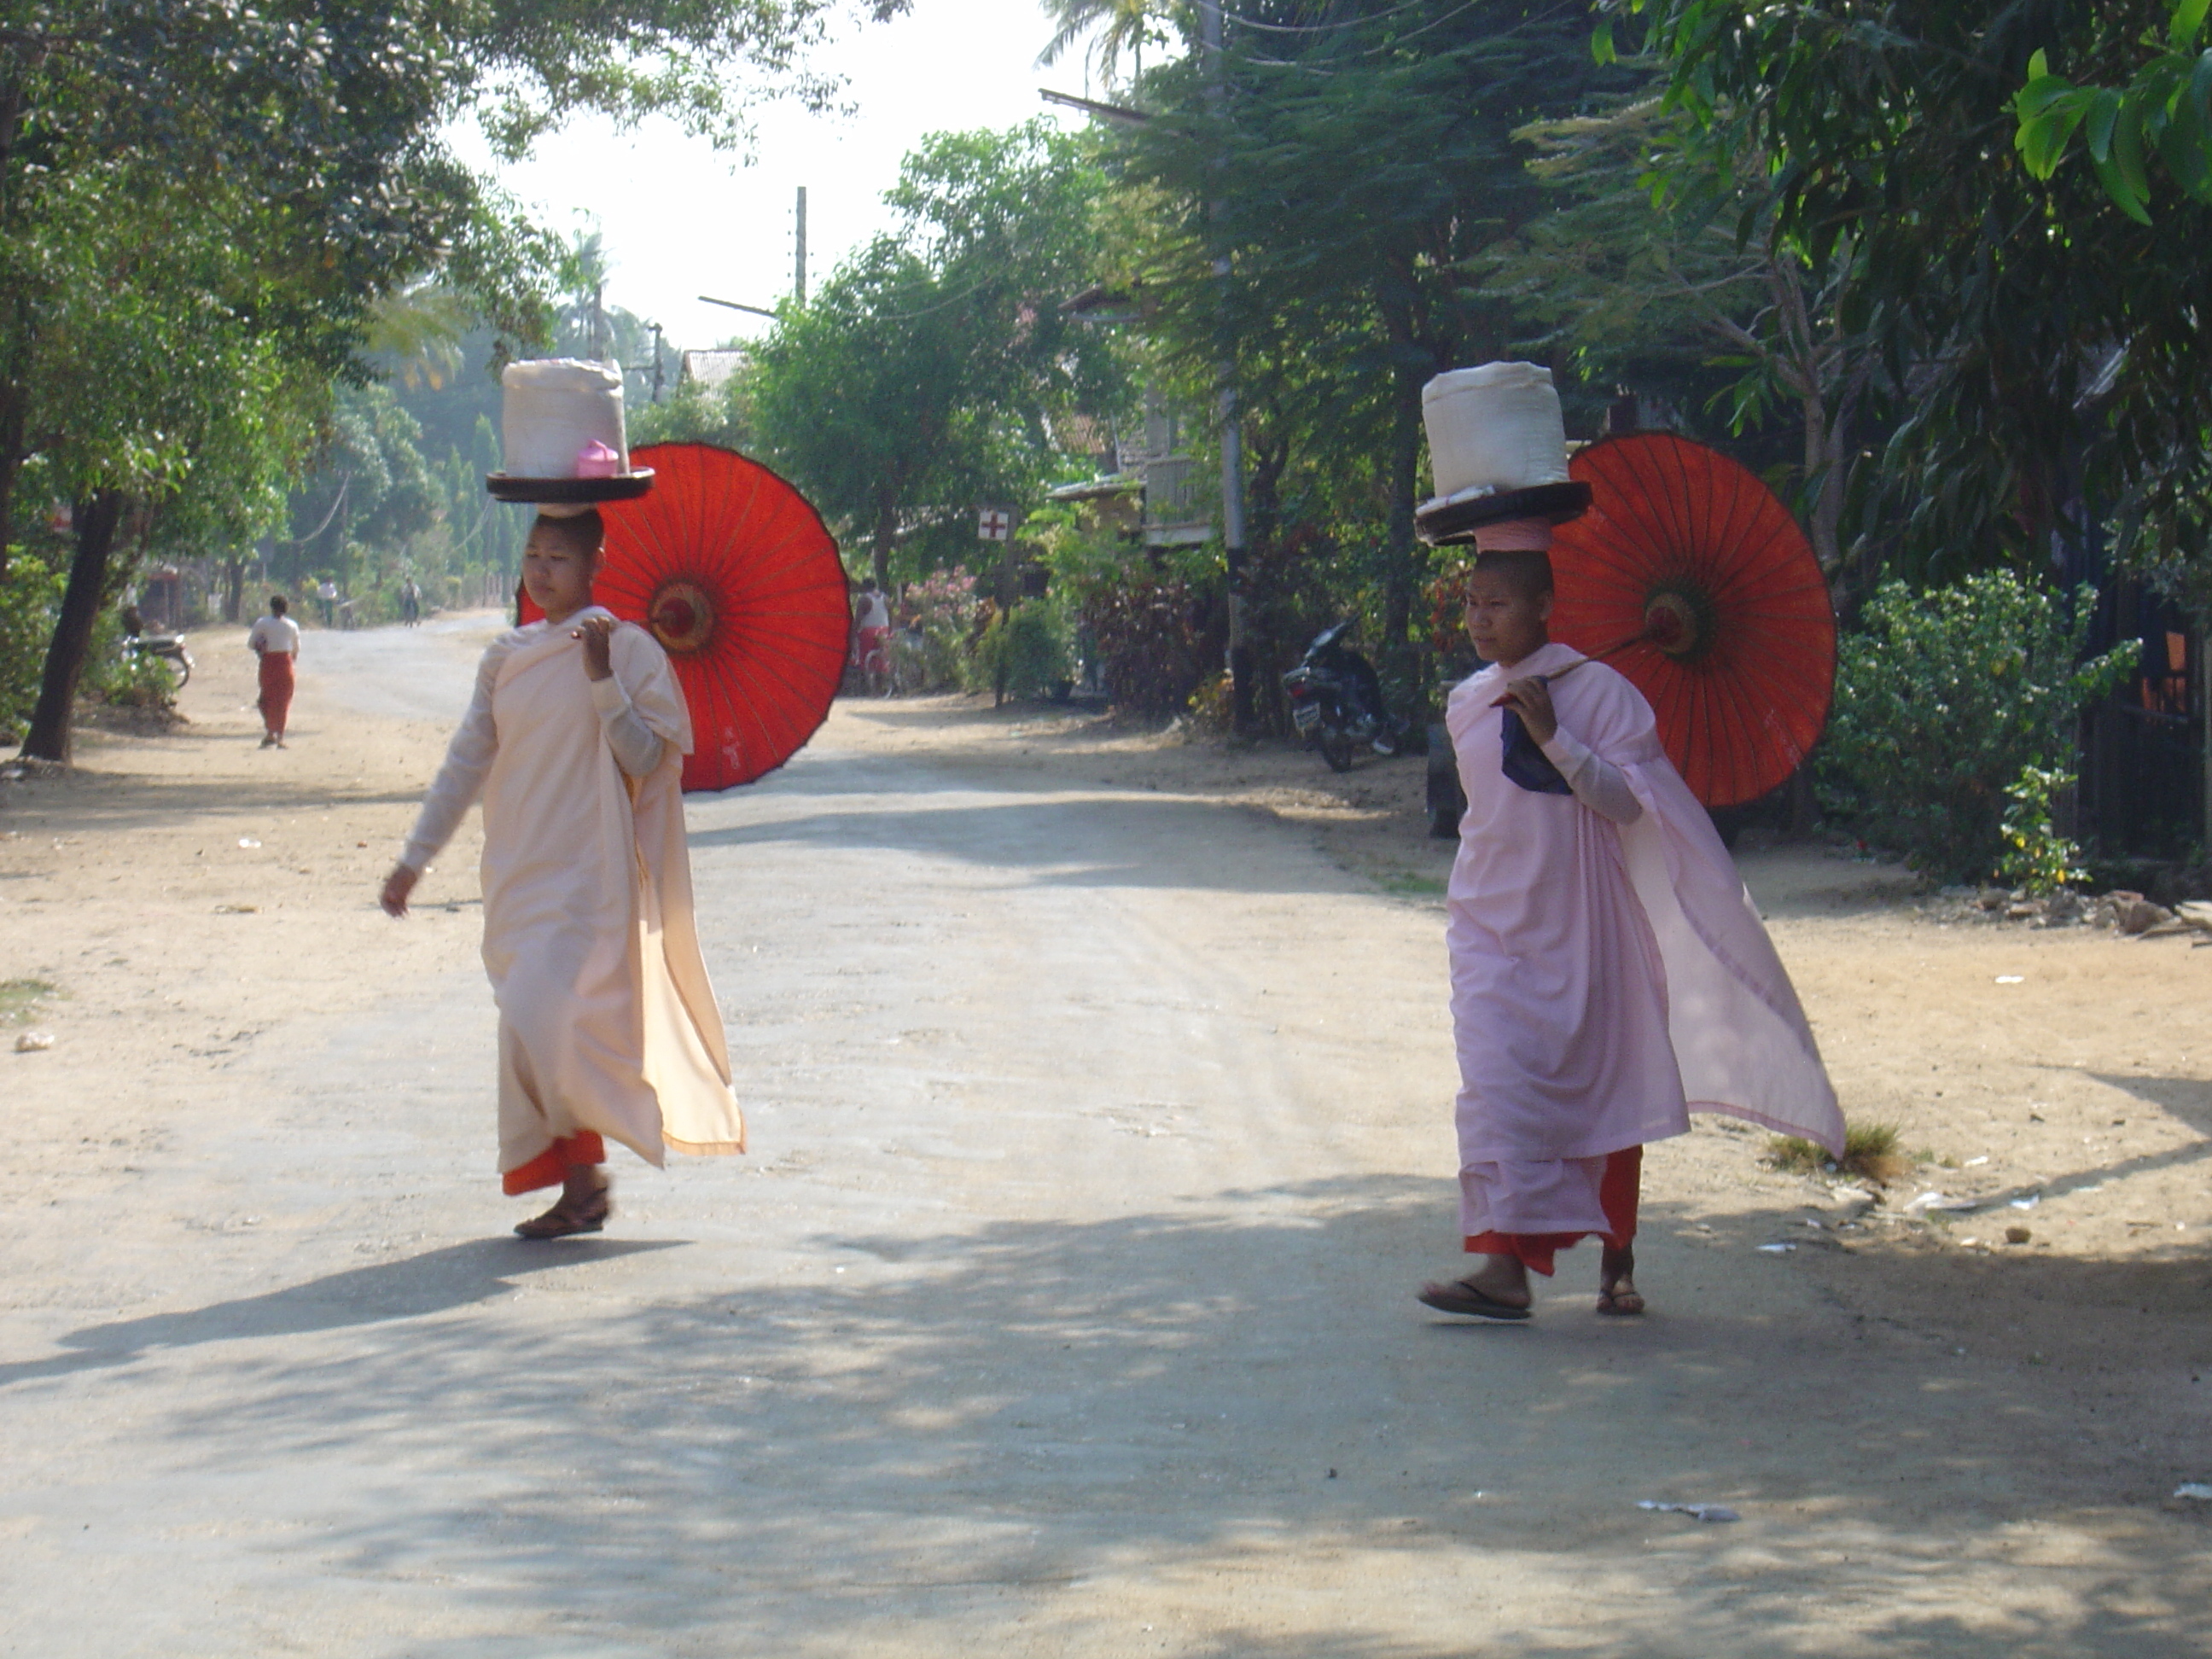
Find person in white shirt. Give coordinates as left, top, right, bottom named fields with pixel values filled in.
left=246, top=596, right=301, bottom=748
left=851, top=581, right=893, bottom=691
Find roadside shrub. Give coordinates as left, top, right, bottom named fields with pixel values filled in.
left=1995, top=765, right=2089, bottom=894
left=967, top=601, right=1070, bottom=701
left=84, top=611, right=178, bottom=709
left=1074, top=571, right=1218, bottom=719
left=0, top=552, right=64, bottom=741
left=1820, top=573, right=2134, bottom=884
left=900, top=565, right=979, bottom=690
left=1186, top=669, right=1233, bottom=734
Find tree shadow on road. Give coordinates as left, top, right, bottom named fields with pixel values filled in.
left=20, top=1177, right=2206, bottom=1656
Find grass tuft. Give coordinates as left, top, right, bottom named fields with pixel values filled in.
left=1767, top=1119, right=1909, bottom=1185
left=0, top=977, right=55, bottom=1024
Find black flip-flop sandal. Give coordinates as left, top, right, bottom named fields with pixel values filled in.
left=1417, top=1278, right=1532, bottom=1322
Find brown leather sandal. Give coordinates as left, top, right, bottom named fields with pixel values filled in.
left=514, top=1182, right=611, bottom=1240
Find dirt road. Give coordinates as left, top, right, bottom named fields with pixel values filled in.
left=3, top=618, right=2208, bottom=1656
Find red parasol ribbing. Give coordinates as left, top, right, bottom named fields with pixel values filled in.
left=521, top=442, right=850, bottom=792
left=1547, top=434, right=1835, bottom=810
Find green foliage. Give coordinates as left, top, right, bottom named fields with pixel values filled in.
left=899, top=565, right=982, bottom=690
left=1996, top=765, right=2091, bottom=895
left=631, top=372, right=751, bottom=450
left=81, top=611, right=175, bottom=710
left=0, top=552, right=64, bottom=741
left=1110, top=0, right=1637, bottom=694
left=1820, top=573, right=2136, bottom=884
left=968, top=602, right=1072, bottom=701
left=3, top=0, right=850, bottom=750
left=2013, top=3, right=2212, bottom=221
left=749, top=122, right=1129, bottom=585
left=1627, top=0, right=2212, bottom=591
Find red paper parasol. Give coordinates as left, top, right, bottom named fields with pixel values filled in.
left=1547, top=434, right=1835, bottom=809
left=521, top=442, right=850, bottom=792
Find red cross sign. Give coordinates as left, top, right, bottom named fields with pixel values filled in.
left=977, top=508, right=1011, bottom=542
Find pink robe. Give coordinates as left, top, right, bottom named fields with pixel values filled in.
left=1446, top=642, right=1841, bottom=1239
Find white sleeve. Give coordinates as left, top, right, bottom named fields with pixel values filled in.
left=590, top=673, right=667, bottom=778
left=1540, top=725, right=1644, bottom=826
left=399, top=645, right=505, bottom=870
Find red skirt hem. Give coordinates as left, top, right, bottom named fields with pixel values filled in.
left=503, top=1132, right=606, bottom=1196
left=1464, top=1145, right=1642, bottom=1276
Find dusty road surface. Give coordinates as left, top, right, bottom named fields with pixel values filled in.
left=3, top=616, right=2210, bottom=1656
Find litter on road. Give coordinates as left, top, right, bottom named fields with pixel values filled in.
left=1639, top=1501, right=1740, bottom=1522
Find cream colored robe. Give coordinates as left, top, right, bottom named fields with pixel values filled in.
left=402, top=609, right=744, bottom=1176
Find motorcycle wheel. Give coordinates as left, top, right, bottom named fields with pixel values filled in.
left=163, top=652, right=191, bottom=692
left=1318, top=728, right=1357, bottom=773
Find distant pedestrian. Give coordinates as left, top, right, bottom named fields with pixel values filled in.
left=247, top=595, right=300, bottom=748
left=401, top=579, right=422, bottom=627
left=317, top=578, right=338, bottom=627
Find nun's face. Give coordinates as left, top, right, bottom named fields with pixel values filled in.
left=1463, top=568, right=1551, bottom=667
left=522, top=523, right=599, bottom=622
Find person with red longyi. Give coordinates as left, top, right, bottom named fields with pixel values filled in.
left=247, top=595, right=300, bottom=748
left=1412, top=364, right=1843, bottom=1322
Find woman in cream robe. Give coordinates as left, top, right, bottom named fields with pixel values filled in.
left=394, top=607, right=743, bottom=1221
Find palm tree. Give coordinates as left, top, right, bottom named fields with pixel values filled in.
left=367, top=283, right=471, bottom=391
left=1035, top=0, right=1161, bottom=86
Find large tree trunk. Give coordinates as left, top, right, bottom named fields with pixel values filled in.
left=870, top=486, right=897, bottom=592
left=20, top=492, right=125, bottom=763
left=1379, top=371, right=1424, bottom=696
left=1243, top=428, right=1289, bottom=733
left=221, top=554, right=247, bottom=623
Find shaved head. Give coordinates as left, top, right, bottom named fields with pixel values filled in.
left=530, top=509, right=605, bottom=562
left=1470, top=548, right=1553, bottom=602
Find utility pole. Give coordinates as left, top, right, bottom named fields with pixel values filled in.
left=649, top=323, right=665, bottom=405
left=1199, top=0, right=1253, bottom=732
left=795, top=185, right=808, bottom=306
left=591, top=278, right=608, bottom=362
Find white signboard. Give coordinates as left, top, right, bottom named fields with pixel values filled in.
left=978, top=508, right=1012, bottom=543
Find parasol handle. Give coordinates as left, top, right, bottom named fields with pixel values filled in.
left=1487, top=633, right=1638, bottom=705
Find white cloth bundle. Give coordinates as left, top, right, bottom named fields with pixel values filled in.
left=1422, top=362, right=1570, bottom=504
left=501, top=358, right=629, bottom=480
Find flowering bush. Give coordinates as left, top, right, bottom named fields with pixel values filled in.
left=1996, top=765, right=2089, bottom=894
left=1820, top=573, right=2134, bottom=883
left=900, top=565, right=981, bottom=690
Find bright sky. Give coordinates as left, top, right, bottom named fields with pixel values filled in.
left=457, top=0, right=1110, bottom=354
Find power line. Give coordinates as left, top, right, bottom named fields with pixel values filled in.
left=1218, top=0, right=1433, bottom=32
left=699, top=294, right=778, bottom=319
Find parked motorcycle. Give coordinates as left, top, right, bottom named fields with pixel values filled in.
left=124, top=630, right=193, bottom=691
left=1281, top=622, right=1403, bottom=772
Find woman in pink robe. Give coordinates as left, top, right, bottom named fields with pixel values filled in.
left=1419, top=548, right=1842, bottom=1321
